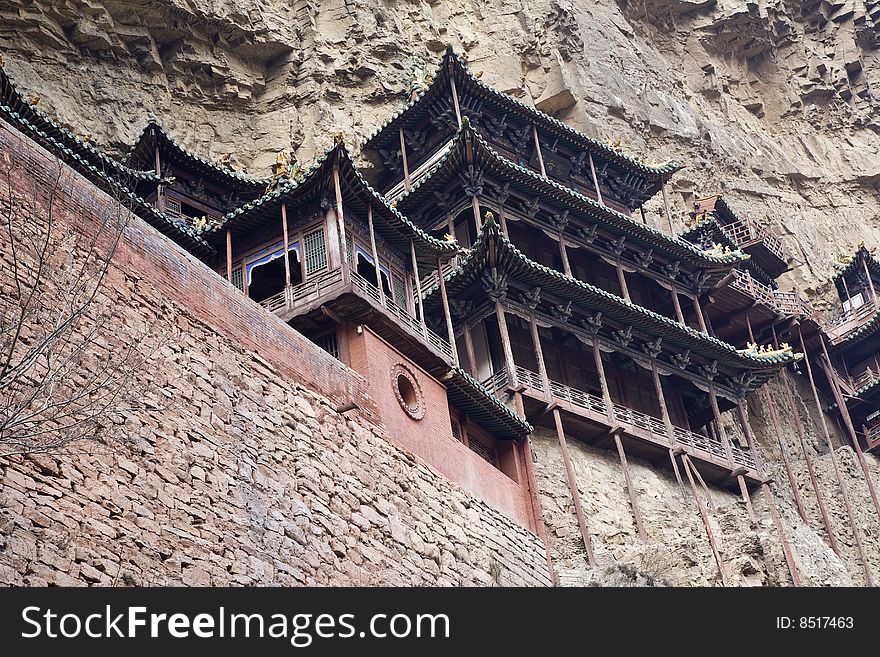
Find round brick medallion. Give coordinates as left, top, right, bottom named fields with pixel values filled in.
left=391, top=363, right=425, bottom=420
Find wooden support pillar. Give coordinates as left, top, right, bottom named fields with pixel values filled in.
left=651, top=363, right=686, bottom=491
left=732, top=403, right=757, bottom=523
left=559, top=240, right=572, bottom=277
left=528, top=312, right=551, bottom=394
left=863, top=255, right=876, bottom=300
left=639, top=206, right=647, bottom=225
left=495, top=302, right=518, bottom=386
left=661, top=182, right=675, bottom=234
left=819, top=338, right=880, bottom=527
left=615, top=259, right=630, bottom=301
left=614, top=433, right=647, bottom=541
left=281, top=202, right=292, bottom=288
left=670, top=282, right=685, bottom=324
left=588, top=152, right=604, bottom=206
left=773, top=327, right=838, bottom=553
left=680, top=455, right=727, bottom=586
left=471, top=196, right=483, bottom=234
left=520, top=432, right=555, bottom=581
left=692, top=293, right=709, bottom=334
left=463, top=323, right=478, bottom=377
left=498, top=206, right=509, bottom=238
left=225, top=229, right=233, bottom=283
left=332, top=162, right=350, bottom=283
left=532, top=124, right=547, bottom=177
left=398, top=126, right=411, bottom=192
left=841, top=276, right=852, bottom=304
left=437, top=257, right=457, bottom=366
left=797, top=325, right=874, bottom=585
left=591, top=336, right=616, bottom=424
left=706, top=383, right=735, bottom=468
left=449, top=74, right=463, bottom=127
left=154, top=144, right=165, bottom=212
left=410, top=240, right=427, bottom=338
left=446, top=212, right=456, bottom=240
left=553, top=408, right=596, bottom=567
left=367, top=204, right=385, bottom=306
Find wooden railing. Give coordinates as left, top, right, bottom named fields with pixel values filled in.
left=256, top=268, right=344, bottom=313
left=773, top=290, right=814, bottom=319
left=730, top=269, right=777, bottom=308
left=827, top=297, right=877, bottom=340
left=721, top=217, right=786, bottom=263
left=483, top=366, right=756, bottom=470
left=350, top=270, right=455, bottom=362
left=866, top=424, right=880, bottom=450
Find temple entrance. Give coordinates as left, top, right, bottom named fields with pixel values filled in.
left=247, top=247, right=301, bottom=303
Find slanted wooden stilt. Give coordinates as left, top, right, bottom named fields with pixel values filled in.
left=495, top=302, right=518, bottom=387
left=661, top=182, right=675, bottom=234
left=650, top=362, right=686, bottom=492
left=463, top=323, right=478, bottom=377
left=692, top=293, right=709, bottom=334
left=154, top=143, right=165, bottom=212
left=367, top=204, right=385, bottom=306
left=528, top=312, right=551, bottom=394
left=670, top=282, right=685, bottom=324
left=449, top=74, right=463, bottom=127
left=437, top=257, right=457, bottom=366
left=410, top=239, right=427, bottom=338
left=680, top=455, right=727, bottom=586
left=332, top=161, right=350, bottom=283
left=532, top=124, right=547, bottom=177
left=471, top=196, right=483, bottom=234
left=559, top=240, right=572, bottom=276
left=615, top=259, right=630, bottom=301
left=553, top=408, right=596, bottom=567
left=614, top=434, right=647, bottom=541
left=863, top=255, right=877, bottom=300
left=592, top=337, right=616, bottom=425
left=520, top=428, right=555, bottom=581
left=797, top=325, right=874, bottom=585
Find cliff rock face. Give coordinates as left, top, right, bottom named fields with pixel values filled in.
left=2, top=1, right=880, bottom=586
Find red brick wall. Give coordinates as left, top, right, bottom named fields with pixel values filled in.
left=345, top=324, right=534, bottom=529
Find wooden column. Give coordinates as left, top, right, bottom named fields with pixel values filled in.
left=225, top=229, right=233, bottom=283
left=614, top=433, right=647, bottom=541
left=281, top=202, right=292, bottom=288
left=449, top=74, right=463, bottom=127
left=819, top=338, right=880, bottom=526
left=332, top=162, right=350, bottom=282
left=772, top=326, right=839, bottom=553
left=398, top=126, right=411, bottom=192
left=498, top=206, right=509, bottom=238
left=692, top=293, right=709, bottom=334
left=411, top=240, right=427, bottom=338
left=797, top=325, right=874, bottom=585
left=521, top=434, right=556, bottom=581
left=863, top=255, right=876, bottom=300
left=471, top=196, right=483, bottom=234
left=670, top=282, right=685, bottom=324
left=154, top=144, right=165, bottom=212
left=651, top=363, right=686, bottom=490
left=661, top=182, right=674, bottom=234
left=588, top=152, right=604, bottom=206
left=532, top=124, right=547, bottom=177
left=553, top=408, right=596, bottom=567
left=706, top=383, right=735, bottom=468
left=367, top=204, right=385, bottom=306
left=495, top=302, right=518, bottom=386
left=591, top=336, right=616, bottom=424
left=528, top=312, right=551, bottom=394
left=437, top=256, right=457, bottom=366
left=841, top=276, right=852, bottom=304
left=615, top=259, right=630, bottom=301
left=446, top=212, right=456, bottom=239
left=559, top=240, right=572, bottom=277
left=463, top=323, right=478, bottom=377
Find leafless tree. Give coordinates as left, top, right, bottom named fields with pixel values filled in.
left=0, top=153, right=156, bottom=457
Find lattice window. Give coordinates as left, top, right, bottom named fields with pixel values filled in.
left=231, top=267, right=244, bottom=292
left=166, top=197, right=181, bottom=215
left=467, top=432, right=497, bottom=466
left=392, top=274, right=408, bottom=310
left=304, top=227, right=327, bottom=275
left=313, top=331, right=339, bottom=360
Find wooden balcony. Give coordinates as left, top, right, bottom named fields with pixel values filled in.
left=255, top=267, right=456, bottom=367
left=773, top=289, right=814, bottom=319
left=721, top=217, right=788, bottom=276
left=866, top=424, right=880, bottom=453
left=851, top=367, right=880, bottom=392
left=827, top=297, right=877, bottom=344
left=483, top=365, right=759, bottom=486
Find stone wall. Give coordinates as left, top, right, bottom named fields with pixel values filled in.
left=0, top=122, right=552, bottom=587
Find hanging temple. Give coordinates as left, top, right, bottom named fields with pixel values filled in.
left=2, top=47, right=878, bottom=581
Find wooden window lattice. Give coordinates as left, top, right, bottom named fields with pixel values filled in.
left=314, top=332, right=340, bottom=360
left=231, top=267, right=244, bottom=292
left=304, top=227, right=328, bottom=275
left=467, top=432, right=497, bottom=466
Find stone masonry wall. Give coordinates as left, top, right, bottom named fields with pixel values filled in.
left=0, top=123, right=552, bottom=587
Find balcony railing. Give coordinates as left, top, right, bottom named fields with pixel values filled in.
left=773, top=290, right=814, bottom=319
left=866, top=424, right=880, bottom=450
left=350, top=270, right=455, bottom=361
left=256, top=268, right=344, bottom=314
left=827, top=297, right=877, bottom=340
left=730, top=269, right=777, bottom=308
left=721, top=218, right=787, bottom=263
left=483, top=365, right=755, bottom=470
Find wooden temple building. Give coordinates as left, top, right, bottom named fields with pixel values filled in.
left=3, top=48, right=880, bottom=583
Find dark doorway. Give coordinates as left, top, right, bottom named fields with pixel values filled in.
left=249, top=250, right=301, bottom=303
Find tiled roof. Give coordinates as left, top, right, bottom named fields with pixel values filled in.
left=446, top=367, right=531, bottom=438
left=396, top=121, right=748, bottom=269
left=424, top=217, right=801, bottom=380
left=364, top=46, right=681, bottom=179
